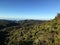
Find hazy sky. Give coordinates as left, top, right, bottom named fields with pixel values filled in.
left=0, top=0, right=60, bottom=20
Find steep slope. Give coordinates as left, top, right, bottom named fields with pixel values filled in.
left=0, top=14, right=60, bottom=45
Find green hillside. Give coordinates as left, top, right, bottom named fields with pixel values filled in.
left=0, top=14, right=60, bottom=45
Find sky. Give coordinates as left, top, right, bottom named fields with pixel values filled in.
left=0, top=0, right=60, bottom=20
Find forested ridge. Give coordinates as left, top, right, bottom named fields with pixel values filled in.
left=0, top=14, right=60, bottom=45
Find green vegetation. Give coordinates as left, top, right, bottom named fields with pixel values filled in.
left=0, top=14, right=60, bottom=45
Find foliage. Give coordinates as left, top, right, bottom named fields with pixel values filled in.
left=0, top=14, right=60, bottom=45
